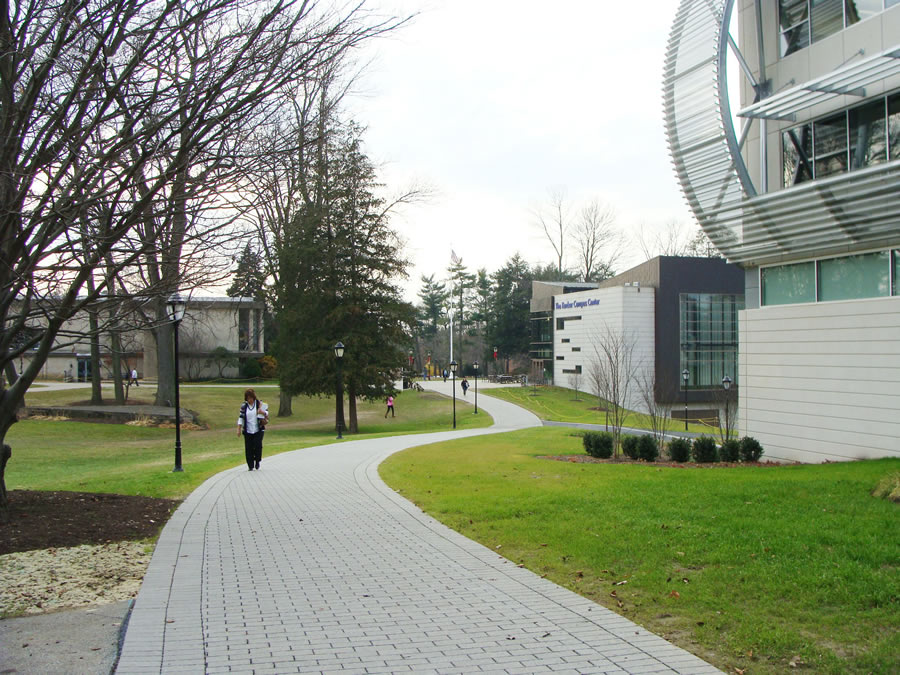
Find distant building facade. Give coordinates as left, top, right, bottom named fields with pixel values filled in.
left=20, top=296, right=264, bottom=381
left=531, top=257, right=744, bottom=419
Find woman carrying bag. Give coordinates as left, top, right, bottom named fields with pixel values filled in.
left=237, top=388, right=269, bottom=470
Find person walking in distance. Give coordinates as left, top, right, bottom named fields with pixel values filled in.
left=237, top=388, right=268, bottom=470
left=130, top=368, right=139, bottom=386
left=461, top=377, right=469, bottom=396
left=385, top=395, right=395, bottom=418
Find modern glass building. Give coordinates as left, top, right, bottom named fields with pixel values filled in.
left=531, top=257, right=744, bottom=420
left=664, top=0, right=900, bottom=462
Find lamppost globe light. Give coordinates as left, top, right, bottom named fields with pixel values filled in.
left=334, top=342, right=345, bottom=439
left=449, top=360, right=457, bottom=373
left=722, top=375, right=732, bottom=390
left=473, top=361, right=478, bottom=371
left=682, top=368, right=689, bottom=383
left=167, top=293, right=186, bottom=323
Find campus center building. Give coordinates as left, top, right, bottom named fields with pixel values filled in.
left=531, top=256, right=744, bottom=422
left=664, top=0, right=900, bottom=462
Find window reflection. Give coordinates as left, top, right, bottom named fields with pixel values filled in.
left=849, top=100, right=887, bottom=169
left=817, top=252, right=889, bottom=301
left=811, top=0, right=844, bottom=43
left=814, top=113, right=848, bottom=178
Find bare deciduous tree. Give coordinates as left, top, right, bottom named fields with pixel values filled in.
left=716, top=383, right=739, bottom=444
left=574, top=200, right=622, bottom=282
left=637, top=369, right=675, bottom=448
left=533, top=188, right=571, bottom=275
left=0, top=0, right=404, bottom=518
left=588, top=324, right=639, bottom=457
left=568, top=371, right=583, bottom=400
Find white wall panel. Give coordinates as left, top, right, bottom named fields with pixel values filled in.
left=738, top=297, right=900, bottom=462
left=552, top=287, right=655, bottom=412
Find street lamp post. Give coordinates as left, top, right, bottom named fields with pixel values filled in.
left=722, top=375, right=733, bottom=440
left=167, top=293, right=186, bottom=472
left=473, top=361, right=479, bottom=414
left=449, top=359, right=458, bottom=429
left=682, top=368, right=690, bottom=432
left=334, top=342, right=345, bottom=439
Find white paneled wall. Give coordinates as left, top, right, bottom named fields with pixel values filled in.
left=738, top=297, right=900, bottom=463
left=552, top=287, right=655, bottom=412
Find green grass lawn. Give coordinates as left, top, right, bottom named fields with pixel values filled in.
left=380, top=426, right=900, bottom=674
left=486, top=384, right=717, bottom=434
left=7, top=385, right=490, bottom=499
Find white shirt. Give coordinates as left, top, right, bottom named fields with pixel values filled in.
left=238, top=400, right=268, bottom=434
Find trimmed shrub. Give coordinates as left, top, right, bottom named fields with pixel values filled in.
left=637, top=435, right=659, bottom=462
left=583, top=431, right=613, bottom=459
left=258, top=355, right=278, bottom=378
left=621, top=435, right=640, bottom=460
left=740, top=436, right=764, bottom=462
left=242, top=358, right=262, bottom=379
left=692, top=435, right=719, bottom=463
left=720, top=439, right=741, bottom=462
left=668, top=437, right=691, bottom=463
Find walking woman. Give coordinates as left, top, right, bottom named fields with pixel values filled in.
left=237, top=388, right=269, bottom=470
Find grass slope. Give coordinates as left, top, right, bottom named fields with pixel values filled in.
left=379, top=426, right=900, bottom=674
left=8, top=386, right=490, bottom=499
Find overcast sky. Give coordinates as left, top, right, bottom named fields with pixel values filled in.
left=345, top=0, right=695, bottom=300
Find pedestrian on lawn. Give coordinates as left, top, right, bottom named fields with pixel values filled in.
left=237, top=388, right=268, bottom=470
left=385, top=395, right=395, bottom=418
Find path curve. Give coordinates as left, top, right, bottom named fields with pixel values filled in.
left=116, top=384, right=719, bottom=674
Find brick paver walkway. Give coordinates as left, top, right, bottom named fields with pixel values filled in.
left=116, top=385, right=720, bottom=674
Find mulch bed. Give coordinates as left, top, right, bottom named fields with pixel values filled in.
left=539, top=454, right=780, bottom=468
left=0, top=490, right=180, bottom=555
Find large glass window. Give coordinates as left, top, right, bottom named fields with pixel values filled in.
left=780, top=0, right=810, bottom=56
left=889, top=93, right=900, bottom=161
left=818, top=251, right=890, bottom=301
left=814, top=113, right=849, bottom=177
left=780, top=1, right=893, bottom=56
left=680, top=294, right=744, bottom=389
left=783, top=92, right=900, bottom=187
left=783, top=125, right=813, bottom=186
left=761, top=262, right=816, bottom=305
left=892, top=250, right=900, bottom=296
left=811, top=0, right=845, bottom=43
left=849, top=100, right=887, bottom=169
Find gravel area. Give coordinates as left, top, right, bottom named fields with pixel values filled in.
left=0, top=541, right=151, bottom=616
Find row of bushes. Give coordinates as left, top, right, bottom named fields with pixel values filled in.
left=582, top=432, right=764, bottom=464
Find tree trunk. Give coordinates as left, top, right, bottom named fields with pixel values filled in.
left=110, top=330, right=125, bottom=404
left=348, top=382, right=358, bottom=433
left=89, top=308, right=103, bottom=405
left=278, top=389, right=292, bottom=417
left=0, top=443, right=10, bottom=523
left=154, top=316, right=176, bottom=407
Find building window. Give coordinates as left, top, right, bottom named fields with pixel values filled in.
left=893, top=250, right=900, bottom=296
left=680, top=293, right=743, bottom=389
left=572, top=347, right=581, bottom=352
left=761, top=261, right=816, bottom=305
left=763, top=249, right=898, bottom=305
left=780, top=0, right=891, bottom=57
left=238, top=308, right=250, bottom=351
left=556, top=355, right=564, bottom=361
left=556, top=315, right=581, bottom=330
left=818, top=251, right=890, bottom=301
left=562, top=365, right=582, bottom=375
left=561, top=338, right=570, bottom=343
left=783, top=95, right=900, bottom=187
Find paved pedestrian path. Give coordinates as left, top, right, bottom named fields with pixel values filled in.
left=116, top=383, right=720, bottom=674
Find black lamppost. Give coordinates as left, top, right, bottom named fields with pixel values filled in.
left=334, top=341, right=345, bottom=439
left=167, top=293, right=186, bottom=472
left=682, top=368, right=690, bottom=431
left=449, top=359, right=458, bottom=429
left=472, top=360, right=479, bottom=414
left=722, top=375, right=733, bottom=440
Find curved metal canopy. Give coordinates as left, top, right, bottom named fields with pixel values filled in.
left=663, top=0, right=900, bottom=266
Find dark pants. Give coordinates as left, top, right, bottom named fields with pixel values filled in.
left=244, top=431, right=263, bottom=469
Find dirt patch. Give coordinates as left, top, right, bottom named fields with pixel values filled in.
left=0, top=490, right=179, bottom=555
